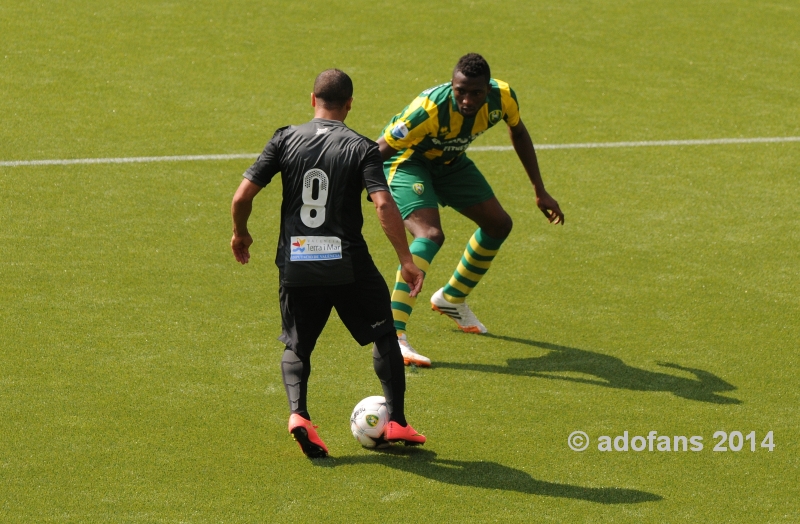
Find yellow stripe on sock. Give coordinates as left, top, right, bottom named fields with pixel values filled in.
left=392, top=289, right=413, bottom=305
left=446, top=276, right=472, bottom=296
left=469, top=236, right=500, bottom=257
left=455, top=263, right=484, bottom=283
left=411, top=254, right=431, bottom=274
left=463, top=250, right=493, bottom=270
left=393, top=309, right=410, bottom=324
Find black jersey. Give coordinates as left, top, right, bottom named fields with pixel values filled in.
left=244, top=118, right=389, bottom=286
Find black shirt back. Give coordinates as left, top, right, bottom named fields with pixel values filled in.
left=244, top=118, right=389, bottom=286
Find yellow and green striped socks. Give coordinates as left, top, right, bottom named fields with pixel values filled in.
left=391, top=237, right=440, bottom=335
left=441, top=228, right=505, bottom=304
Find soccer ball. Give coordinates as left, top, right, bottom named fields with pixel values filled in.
left=350, top=396, right=389, bottom=448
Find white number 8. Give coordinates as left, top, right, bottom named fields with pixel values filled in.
left=300, top=168, right=329, bottom=228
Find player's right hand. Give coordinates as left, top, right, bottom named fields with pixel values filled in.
left=401, top=261, right=424, bottom=297
left=231, top=233, right=253, bottom=264
left=536, top=191, right=564, bottom=225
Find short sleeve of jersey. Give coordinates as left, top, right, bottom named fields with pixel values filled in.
left=361, top=143, right=389, bottom=194
left=501, top=85, right=521, bottom=128
left=243, top=127, right=287, bottom=187
left=382, top=96, right=439, bottom=151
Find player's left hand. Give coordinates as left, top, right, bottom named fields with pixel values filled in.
left=231, top=233, right=254, bottom=264
left=536, top=191, right=564, bottom=225
left=400, top=261, right=424, bottom=298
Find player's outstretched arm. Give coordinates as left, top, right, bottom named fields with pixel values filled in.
left=231, top=178, right=262, bottom=264
left=508, top=119, right=564, bottom=225
left=370, top=190, right=424, bottom=297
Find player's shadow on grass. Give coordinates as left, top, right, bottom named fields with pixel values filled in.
left=436, top=334, right=740, bottom=405
left=328, top=448, right=661, bottom=504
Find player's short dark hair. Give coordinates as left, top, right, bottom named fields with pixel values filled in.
left=313, top=69, right=353, bottom=109
left=454, top=53, right=491, bottom=83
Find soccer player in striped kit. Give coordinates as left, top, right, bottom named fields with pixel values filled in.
left=376, top=53, right=564, bottom=367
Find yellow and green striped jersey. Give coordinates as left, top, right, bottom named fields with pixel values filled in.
left=381, top=79, right=520, bottom=165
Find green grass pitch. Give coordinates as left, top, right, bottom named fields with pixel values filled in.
left=1, top=0, right=798, bottom=522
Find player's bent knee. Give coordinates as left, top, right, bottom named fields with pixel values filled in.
left=501, top=215, right=513, bottom=238
left=421, top=228, right=445, bottom=246
left=485, top=214, right=512, bottom=239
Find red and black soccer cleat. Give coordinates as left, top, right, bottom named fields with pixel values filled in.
left=288, top=414, right=329, bottom=458
left=385, top=421, right=426, bottom=446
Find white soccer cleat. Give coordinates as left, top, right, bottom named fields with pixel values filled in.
left=398, top=333, right=431, bottom=367
left=430, top=288, right=488, bottom=334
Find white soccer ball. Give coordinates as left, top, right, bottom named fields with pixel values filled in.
left=350, top=395, right=389, bottom=448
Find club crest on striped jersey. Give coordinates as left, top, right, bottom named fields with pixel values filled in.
left=489, top=110, right=502, bottom=125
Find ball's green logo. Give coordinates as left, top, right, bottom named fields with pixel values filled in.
left=412, top=183, right=425, bottom=195
left=366, top=414, right=380, bottom=427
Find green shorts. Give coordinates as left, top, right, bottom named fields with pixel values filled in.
left=384, top=153, right=494, bottom=219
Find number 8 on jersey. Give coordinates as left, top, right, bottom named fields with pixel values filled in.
left=300, top=168, right=329, bottom=228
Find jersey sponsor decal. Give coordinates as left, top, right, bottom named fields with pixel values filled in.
left=429, top=132, right=486, bottom=152
left=412, top=183, right=425, bottom=195
left=290, top=236, right=342, bottom=261
left=370, top=319, right=387, bottom=329
left=431, top=136, right=472, bottom=146
left=390, top=122, right=409, bottom=140
left=315, top=127, right=329, bottom=135
left=489, top=109, right=502, bottom=125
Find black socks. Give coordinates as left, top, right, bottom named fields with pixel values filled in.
left=373, top=332, right=407, bottom=426
left=281, top=332, right=407, bottom=426
left=281, top=349, right=311, bottom=420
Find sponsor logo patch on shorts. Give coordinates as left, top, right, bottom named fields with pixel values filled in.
left=290, top=236, right=342, bottom=261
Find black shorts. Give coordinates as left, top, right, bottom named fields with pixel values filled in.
left=278, top=267, right=395, bottom=357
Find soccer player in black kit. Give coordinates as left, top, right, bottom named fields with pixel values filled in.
left=230, top=69, right=427, bottom=458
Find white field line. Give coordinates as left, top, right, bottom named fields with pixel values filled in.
left=0, top=153, right=255, bottom=167
left=1, top=136, right=798, bottom=167
left=471, top=136, right=800, bottom=152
